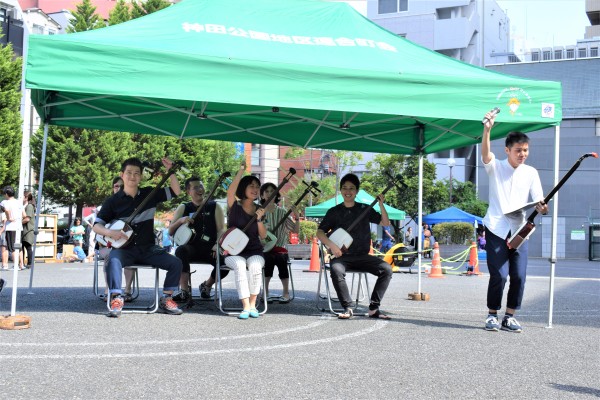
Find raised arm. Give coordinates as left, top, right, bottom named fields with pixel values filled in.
left=378, top=194, right=391, bottom=227
left=162, top=157, right=182, bottom=196
left=227, top=159, right=246, bottom=209
left=481, top=111, right=497, bottom=164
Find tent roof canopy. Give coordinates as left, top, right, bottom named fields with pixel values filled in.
left=423, top=206, right=483, bottom=225
left=25, top=0, right=562, bottom=154
left=305, top=189, right=406, bottom=220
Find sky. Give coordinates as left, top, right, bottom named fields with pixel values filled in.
left=496, top=0, right=590, bottom=54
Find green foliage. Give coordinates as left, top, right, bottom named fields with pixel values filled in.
left=299, top=220, right=318, bottom=242
left=448, top=180, right=488, bottom=217
left=66, top=0, right=105, bottom=33
left=360, top=155, right=442, bottom=217
left=285, top=175, right=337, bottom=215
left=131, top=0, right=170, bottom=19
left=0, top=35, right=23, bottom=187
left=30, top=127, right=136, bottom=214
left=432, top=222, right=475, bottom=245
left=108, top=0, right=131, bottom=25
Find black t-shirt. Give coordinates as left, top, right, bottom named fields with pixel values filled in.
left=183, top=200, right=218, bottom=246
left=318, top=202, right=382, bottom=255
left=96, top=186, right=176, bottom=247
left=227, top=201, right=263, bottom=257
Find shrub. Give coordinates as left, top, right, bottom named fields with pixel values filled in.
left=432, top=222, right=475, bottom=245
left=299, top=220, right=318, bottom=243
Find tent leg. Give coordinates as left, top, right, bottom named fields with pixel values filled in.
left=547, top=124, right=560, bottom=328
left=27, top=123, right=49, bottom=294
left=417, top=154, right=423, bottom=295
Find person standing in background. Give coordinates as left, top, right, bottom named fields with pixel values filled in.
left=20, top=191, right=35, bottom=269
left=1, top=186, right=26, bottom=270
left=161, top=220, right=173, bottom=254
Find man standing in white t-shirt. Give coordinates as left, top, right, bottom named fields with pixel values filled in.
left=480, top=111, right=549, bottom=333
left=1, top=186, right=25, bottom=270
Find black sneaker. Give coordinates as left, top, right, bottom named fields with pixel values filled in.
left=199, top=281, right=212, bottom=299
left=172, top=289, right=191, bottom=303
left=159, top=296, right=183, bottom=315
left=501, top=316, right=523, bottom=333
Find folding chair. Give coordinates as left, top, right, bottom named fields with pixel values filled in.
left=92, top=249, right=139, bottom=300
left=316, top=244, right=371, bottom=316
left=266, top=254, right=295, bottom=303
left=215, top=254, right=268, bottom=316
left=105, top=265, right=160, bottom=314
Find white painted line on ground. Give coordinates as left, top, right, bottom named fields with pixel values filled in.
left=0, top=320, right=388, bottom=360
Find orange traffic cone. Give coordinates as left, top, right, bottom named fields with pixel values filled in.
left=304, top=237, right=321, bottom=273
left=428, top=242, right=444, bottom=278
left=369, top=240, right=374, bottom=255
left=467, top=241, right=482, bottom=276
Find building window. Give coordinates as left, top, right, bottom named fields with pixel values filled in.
left=566, top=48, right=575, bottom=59
left=48, top=29, right=56, bottom=35
left=554, top=49, right=562, bottom=60
left=32, top=24, right=45, bottom=34
left=578, top=47, right=587, bottom=58
left=591, top=47, right=598, bottom=57
left=542, top=50, right=551, bottom=61
left=378, top=0, right=408, bottom=14
left=251, top=143, right=260, bottom=166
left=531, top=51, right=540, bottom=62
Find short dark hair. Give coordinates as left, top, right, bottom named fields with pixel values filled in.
left=185, top=177, right=203, bottom=191
left=2, top=186, right=15, bottom=197
left=505, top=131, right=529, bottom=148
left=112, top=176, right=123, bottom=186
left=120, top=158, right=143, bottom=173
left=236, top=175, right=261, bottom=200
left=340, top=173, right=360, bottom=191
left=260, top=182, right=280, bottom=205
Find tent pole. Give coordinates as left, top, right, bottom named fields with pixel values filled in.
left=417, top=155, right=423, bottom=294
left=547, top=124, right=560, bottom=328
left=28, top=123, right=49, bottom=293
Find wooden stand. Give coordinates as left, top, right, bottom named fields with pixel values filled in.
left=0, top=315, right=32, bottom=330
left=408, top=292, right=430, bottom=301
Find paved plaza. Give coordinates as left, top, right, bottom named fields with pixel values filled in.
left=1, top=258, right=599, bottom=399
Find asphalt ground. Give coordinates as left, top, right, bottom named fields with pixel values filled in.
left=0, top=257, right=599, bottom=399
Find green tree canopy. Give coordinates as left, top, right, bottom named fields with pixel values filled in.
left=131, top=0, right=170, bottom=19
left=66, top=0, right=105, bottom=33
left=0, top=30, right=23, bottom=188
left=108, top=0, right=131, bottom=25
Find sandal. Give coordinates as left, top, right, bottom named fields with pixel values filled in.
left=368, top=309, right=392, bottom=320
left=238, top=310, right=250, bottom=320
left=123, top=292, right=133, bottom=303
left=278, top=296, right=290, bottom=304
left=338, top=308, right=354, bottom=319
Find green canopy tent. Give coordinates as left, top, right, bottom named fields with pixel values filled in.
left=305, top=190, right=405, bottom=220
left=25, top=0, right=561, bottom=152
left=22, top=0, right=564, bottom=309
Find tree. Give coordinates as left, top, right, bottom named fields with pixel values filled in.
left=31, top=127, right=137, bottom=216
left=131, top=0, right=170, bottom=19
left=0, top=30, right=23, bottom=188
left=66, top=0, right=105, bottom=33
left=360, top=154, right=447, bottom=218
left=108, top=0, right=131, bottom=25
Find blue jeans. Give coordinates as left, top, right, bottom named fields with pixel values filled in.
left=485, top=228, right=528, bottom=311
left=330, top=254, right=393, bottom=310
left=105, top=245, right=182, bottom=295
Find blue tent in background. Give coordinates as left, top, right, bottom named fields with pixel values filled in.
left=423, top=206, right=483, bottom=225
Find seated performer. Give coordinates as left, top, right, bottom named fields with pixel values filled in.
left=316, top=173, right=393, bottom=320
left=169, top=177, right=228, bottom=302
left=260, top=182, right=299, bottom=303
left=223, top=160, right=266, bottom=319
left=93, top=157, right=183, bottom=318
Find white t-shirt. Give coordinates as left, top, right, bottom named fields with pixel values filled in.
left=482, top=152, right=544, bottom=240
left=0, top=198, right=23, bottom=232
